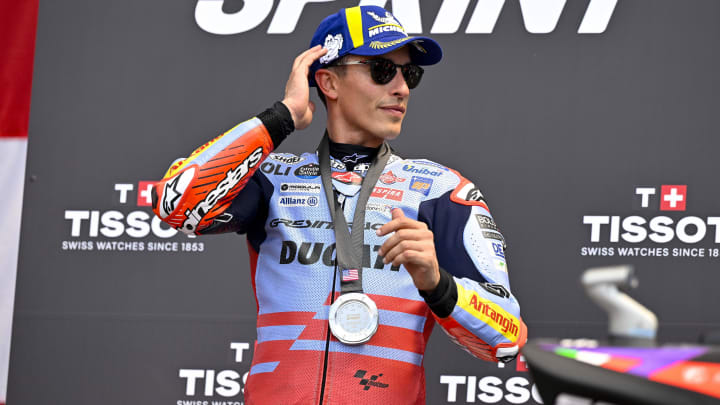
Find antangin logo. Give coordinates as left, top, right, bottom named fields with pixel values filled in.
left=469, top=295, right=520, bottom=338
left=195, top=0, right=618, bottom=35
left=181, top=147, right=263, bottom=233
left=353, top=370, right=389, bottom=391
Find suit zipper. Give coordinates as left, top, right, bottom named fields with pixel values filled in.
left=319, top=193, right=345, bottom=405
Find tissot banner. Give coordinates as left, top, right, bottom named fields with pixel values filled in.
left=9, top=1, right=720, bottom=404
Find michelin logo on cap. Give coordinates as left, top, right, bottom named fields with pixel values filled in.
left=320, top=34, right=343, bottom=64
left=307, top=5, right=443, bottom=87
left=366, top=10, right=406, bottom=38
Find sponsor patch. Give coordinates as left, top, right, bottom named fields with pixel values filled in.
left=366, top=202, right=392, bottom=214
left=457, top=283, right=520, bottom=340
left=270, top=218, right=333, bottom=229
left=379, top=171, right=406, bottom=185
left=475, top=214, right=499, bottom=232
left=482, top=231, right=506, bottom=249
left=489, top=241, right=505, bottom=259
left=269, top=154, right=304, bottom=165
left=260, top=161, right=292, bottom=176
left=330, top=158, right=346, bottom=171
left=367, top=10, right=401, bottom=27
left=332, top=171, right=363, bottom=185
left=278, top=196, right=319, bottom=207
left=294, top=163, right=320, bottom=179
left=402, top=164, right=443, bottom=177
left=353, top=162, right=370, bottom=175
left=280, top=183, right=321, bottom=193
left=319, top=33, right=343, bottom=64
left=409, top=176, right=433, bottom=196
left=371, top=187, right=403, bottom=201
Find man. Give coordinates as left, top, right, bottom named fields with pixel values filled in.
left=152, top=6, right=526, bottom=404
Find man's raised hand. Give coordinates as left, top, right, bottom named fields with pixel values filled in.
left=376, top=208, right=441, bottom=292
left=281, top=45, right=327, bottom=131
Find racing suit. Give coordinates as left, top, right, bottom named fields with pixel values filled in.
left=152, top=102, right=527, bottom=405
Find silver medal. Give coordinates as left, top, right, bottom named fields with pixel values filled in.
left=328, top=293, right=379, bottom=345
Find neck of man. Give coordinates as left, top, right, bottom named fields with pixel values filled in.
left=326, top=119, right=384, bottom=148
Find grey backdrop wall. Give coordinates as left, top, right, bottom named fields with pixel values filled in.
left=9, top=0, right=720, bottom=404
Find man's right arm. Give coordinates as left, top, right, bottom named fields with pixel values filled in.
left=151, top=102, right=293, bottom=235
left=151, top=45, right=328, bottom=235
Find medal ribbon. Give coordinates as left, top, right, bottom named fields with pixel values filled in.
left=318, top=132, right=391, bottom=294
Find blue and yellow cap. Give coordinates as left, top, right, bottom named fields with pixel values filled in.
left=308, top=6, right=443, bottom=87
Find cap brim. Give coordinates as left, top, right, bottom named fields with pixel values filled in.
left=349, top=36, right=442, bottom=66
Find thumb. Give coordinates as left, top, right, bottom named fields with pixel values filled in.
left=308, top=100, right=316, bottom=114
left=391, top=207, right=405, bottom=219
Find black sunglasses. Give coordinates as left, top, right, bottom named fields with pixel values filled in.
left=331, top=58, right=424, bottom=89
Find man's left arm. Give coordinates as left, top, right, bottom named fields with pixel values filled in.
left=377, top=174, right=527, bottom=363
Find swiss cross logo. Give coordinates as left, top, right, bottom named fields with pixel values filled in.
left=137, top=181, right=155, bottom=206
left=660, top=185, right=687, bottom=211
left=634, top=184, right=687, bottom=211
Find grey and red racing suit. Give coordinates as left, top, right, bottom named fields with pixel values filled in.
left=152, top=102, right=527, bottom=405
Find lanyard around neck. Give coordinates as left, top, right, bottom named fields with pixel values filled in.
left=317, top=132, right=391, bottom=294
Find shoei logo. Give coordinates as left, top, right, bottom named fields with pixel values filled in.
left=581, top=185, right=720, bottom=259
left=195, top=0, right=618, bottom=35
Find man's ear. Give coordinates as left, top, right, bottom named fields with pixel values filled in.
left=315, top=69, right=339, bottom=102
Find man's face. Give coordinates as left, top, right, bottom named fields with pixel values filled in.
left=332, top=47, right=412, bottom=146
